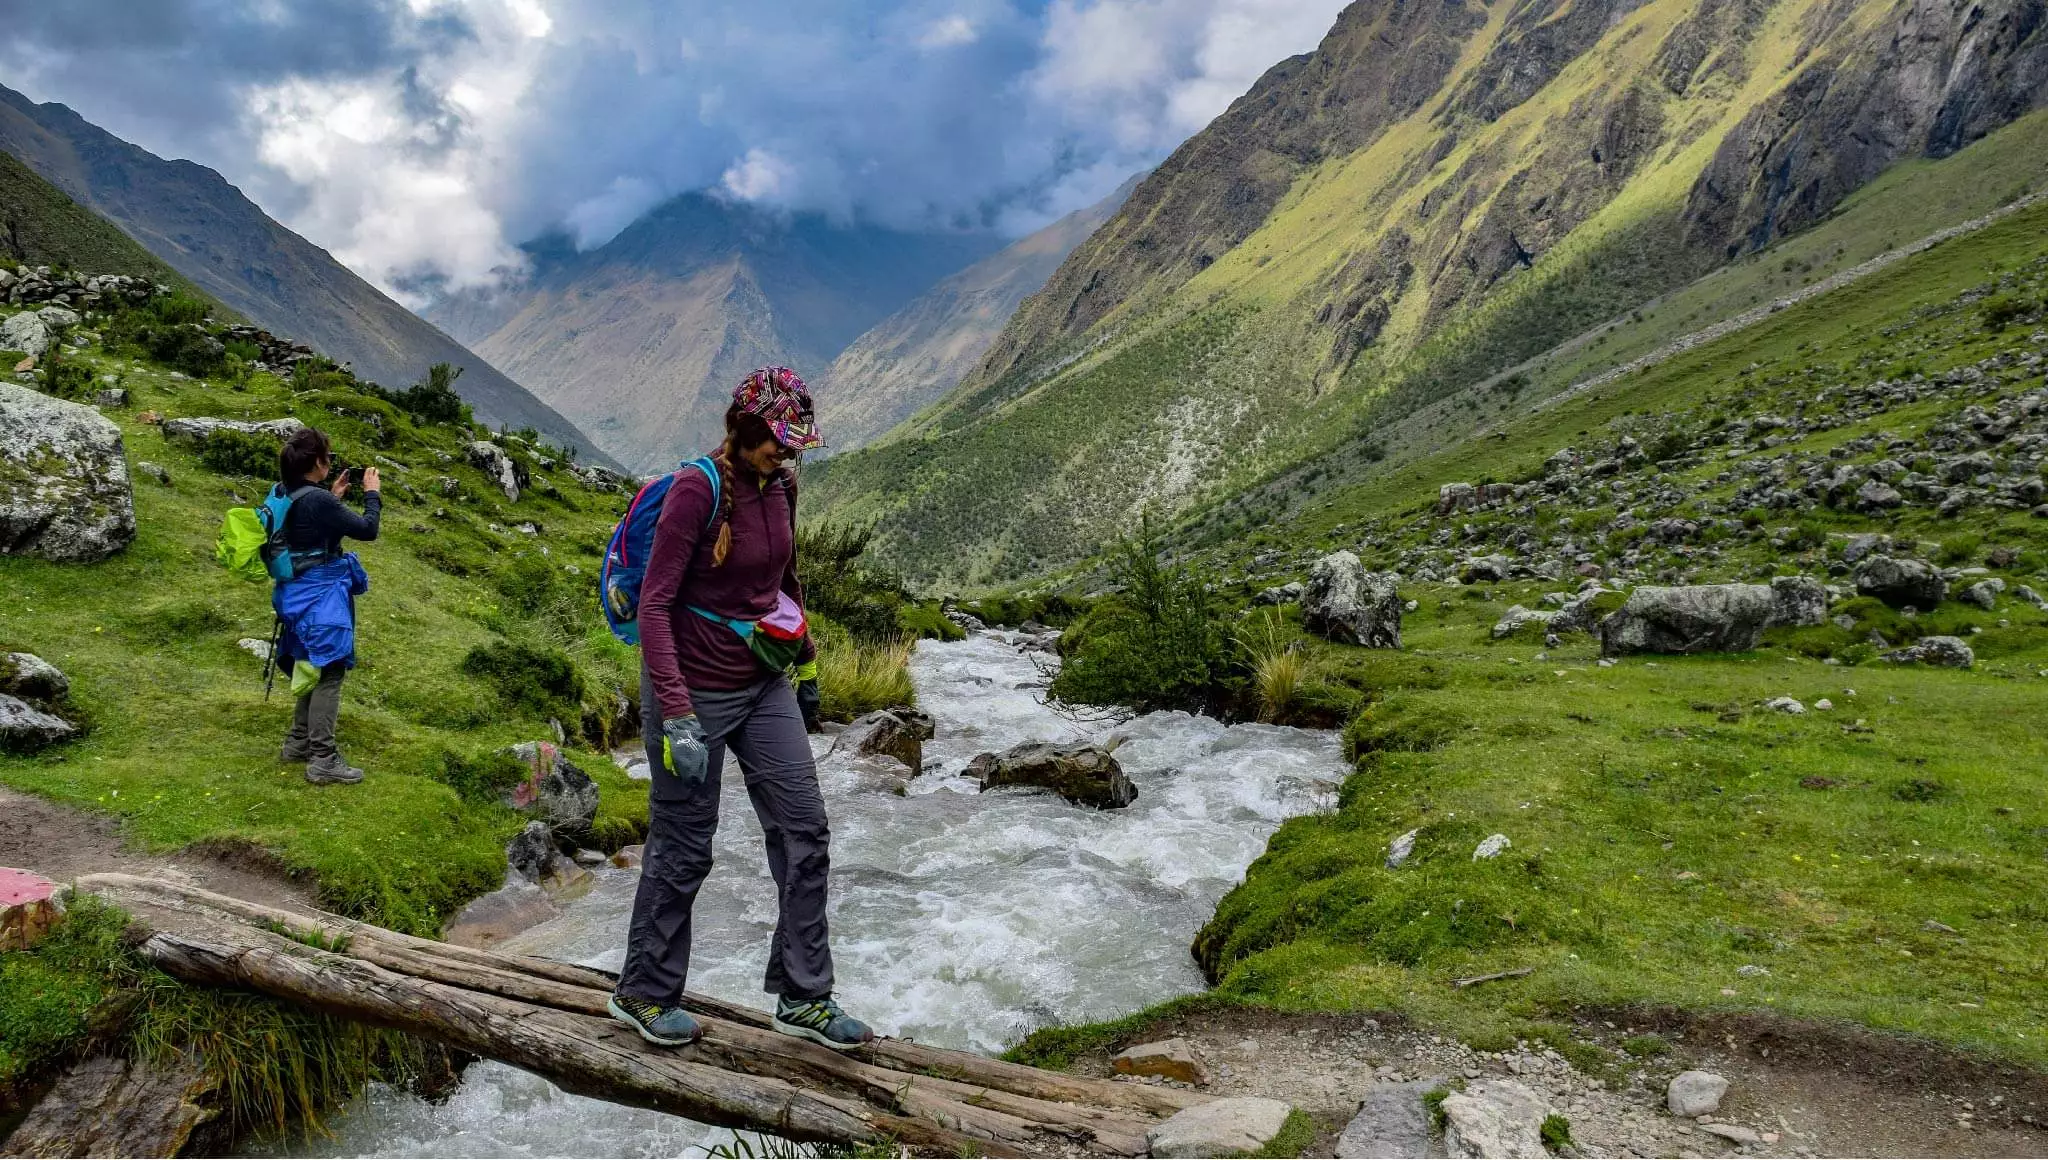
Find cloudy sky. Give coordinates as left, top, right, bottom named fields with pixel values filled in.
left=0, top=0, right=1349, bottom=303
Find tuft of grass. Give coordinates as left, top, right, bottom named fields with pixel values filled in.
left=815, top=626, right=915, bottom=722
left=460, top=639, right=586, bottom=718
left=1541, top=1113, right=1573, bottom=1155
left=1248, top=1109, right=1318, bottom=1158
left=1240, top=611, right=1318, bottom=724
left=434, top=747, right=531, bottom=806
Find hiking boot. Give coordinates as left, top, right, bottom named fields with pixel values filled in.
left=304, top=754, right=364, bottom=785
left=772, top=994, right=873, bottom=1051
left=607, top=993, right=702, bottom=1047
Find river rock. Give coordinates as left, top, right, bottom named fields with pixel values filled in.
left=967, top=741, right=1136, bottom=809
left=1112, top=1038, right=1207, bottom=1085
left=1303, top=551, right=1402, bottom=648
left=0, top=383, right=136, bottom=562
left=1441, top=1078, right=1548, bottom=1158
left=610, top=844, right=645, bottom=869
left=1884, top=635, right=1974, bottom=668
left=501, top=741, right=600, bottom=841
left=831, top=706, right=934, bottom=773
left=1666, top=1070, right=1729, bottom=1117
left=159, top=415, right=305, bottom=445
left=441, top=877, right=560, bottom=949
left=505, top=821, right=556, bottom=884
left=1147, top=1097, right=1296, bottom=1159
left=2, top=310, right=50, bottom=357
left=1, top=867, right=64, bottom=951
left=1599, top=583, right=1777, bottom=656
left=1336, top=1078, right=1441, bottom=1159
left=466, top=440, right=527, bottom=502
left=1854, top=554, right=1946, bottom=609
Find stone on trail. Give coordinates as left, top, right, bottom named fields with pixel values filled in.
left=0, top=383, right=136, bottom=562
left=1386, top=828, right=1419, bottom=869
left=1883, top=635, right=1974, bottom=668
left=1303, top=551, right=1403, bottom=648
left=1854, top=554, right=1947, bottom=610
left=1111, top=1038, right=1208, bottom=1085
left=1599, top=583, right=1778, bottom=656
left=967, top=740, right=1136, bottom=809
left=1441, top=1078, right=1549, bottom=1158
left=1666, top=1070, right=1729, bottom=1117
left=1, top=867, right=64, bottom=951
left=1336, top=1078, right=1440, bottom=1159
left=1146, top=1096, right=1296, bottom=1159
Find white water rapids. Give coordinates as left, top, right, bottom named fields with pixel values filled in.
left=306, top=631, right=1346, bottom=1158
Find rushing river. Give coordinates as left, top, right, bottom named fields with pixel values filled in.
left=308, top=631, right=1346, bottom=1158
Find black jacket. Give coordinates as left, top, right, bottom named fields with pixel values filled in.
left=281, top=480, right=381, bottom=557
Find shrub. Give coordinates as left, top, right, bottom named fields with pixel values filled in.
left=370, top=362, right=469, bottom=427
left=797, top=520, right=911, bottom=643
left=1048, top=524, right=1233, bottom=714
left=435, top=748, right=529, bottom=805
left=199, top=428, right=282, bottom=478
left=1541, top=1113, right=1573, bottom=1155
left=460, top=640, right=584, bottom=717
left=1981, top=294, right=2029, bottom=331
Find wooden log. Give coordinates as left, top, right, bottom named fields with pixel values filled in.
left=0, top=1051, right=214, bottom=1159
left=133, top=923, right=1017, bottom=1157
left=75, top=874, right=1206, bottom=1121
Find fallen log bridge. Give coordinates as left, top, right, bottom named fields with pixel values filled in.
left=74, top=874, right=1209, bottom=1157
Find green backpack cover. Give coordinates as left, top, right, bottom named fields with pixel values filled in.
left=215, top=506, right=271, bottom=582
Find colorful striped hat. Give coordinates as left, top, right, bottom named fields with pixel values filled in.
left=733, top=366, right=822, bottom=450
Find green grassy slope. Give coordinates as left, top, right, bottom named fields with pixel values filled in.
left=0, top=345, right=649, bottom=934
left=1018, top=183, right=2048, bottom=1072
left=0, top=150, right=219, bottom=308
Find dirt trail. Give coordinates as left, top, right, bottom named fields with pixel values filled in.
left=1079, top=1007, right=2048, bottom=1158
left=0, top=786, right=313, bottom=914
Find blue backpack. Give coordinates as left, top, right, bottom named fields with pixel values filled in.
left=601, top=457, right=720, bottom=644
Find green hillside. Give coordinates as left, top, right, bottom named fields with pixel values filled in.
left=1011, top=194, right=2048, bottom=1074
left=810, top=0, right=2048, bottom=589
left=0, top=149, right=218, bottom=308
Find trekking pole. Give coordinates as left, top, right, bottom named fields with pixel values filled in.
left=262, top=615, right=284, bottom=700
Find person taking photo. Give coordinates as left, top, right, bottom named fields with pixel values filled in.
left=272, top=427, right=379, bottom=786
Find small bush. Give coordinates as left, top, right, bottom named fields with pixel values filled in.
left=1541, top=1113, right=1573, bottom=1154
left=199, top=428, right=282, bottom=478
left=1048, top=523, right=1234, bottom=714
left=1620, top=1033, right=1669, bottom=1057
left=38, top=355, right=94, bottom=401
left=460, top=640, right=584, bottom=717
left=1981, top=294, right=2029, bottom=331
left=436, top=748, right=529, bottom=805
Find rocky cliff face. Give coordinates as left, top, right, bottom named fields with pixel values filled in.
left=0, top=84, right=610, bottom=466
left=817, top=175, right=1141, bottom=453
left=811, top=0, right=2048, bottom=588
left=423, top=195, right=1001, bottom=472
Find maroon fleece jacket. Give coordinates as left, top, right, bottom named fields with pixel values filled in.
left=638, top=461, right=813, bottom=720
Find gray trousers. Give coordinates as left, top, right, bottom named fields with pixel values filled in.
left=284, top=662, right=347, bottom=759
left=619, top=662, right=836, bottom=1005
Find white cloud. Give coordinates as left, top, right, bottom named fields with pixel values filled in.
left=719, top=148, right=800, bottom=203
left=564, top=175, right=662, bottom=248
left=916, top=14, right=978, bottom=49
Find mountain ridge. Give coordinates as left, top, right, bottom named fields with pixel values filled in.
left=0, top=83, right=613, bottom=466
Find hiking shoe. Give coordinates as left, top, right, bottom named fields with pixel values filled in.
left=607, top=993, right=702, bottom=1047
left=304, top=755, right=363, bottom=785
left=773, top=994, right=873, bottom=1051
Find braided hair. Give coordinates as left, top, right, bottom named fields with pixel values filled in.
left=710, top=404, right=784, bottom=567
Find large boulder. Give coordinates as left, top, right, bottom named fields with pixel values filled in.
left=1303, top=551, right=1402, bottom=648
left=1769, top=575, right=1829, bottom=627
left=1, top=652, right=70, bottom=702
left=1599, top=583, right=1778, bottom=656
left=465, top=441, right=527, bottom=502
left=0, top=384, right=136, bottom=562
left=159, top=416, right=305, bottom=445
left=1854, top=554, right=1947, bottom=610
left=500, top=742, right=600, bottom=841
left=967, top=741, right=1136, bottom=809
left=2, top=310, right=50, bottom=358
left=1884, top=635, right=1974, bottom=668
left=0, top=695, right=77, bottom=753
left=829, top=707, right=934, bottom=773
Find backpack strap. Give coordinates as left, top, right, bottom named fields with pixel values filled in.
left=679, top=456, right=721, bottom=531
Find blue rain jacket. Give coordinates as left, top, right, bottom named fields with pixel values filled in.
left=272, top=553, right=368, bottom=669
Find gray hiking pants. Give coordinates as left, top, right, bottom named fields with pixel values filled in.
left=619, top=661, right=836, bottom=1005
left=284, top=661, right=347, bottom=759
